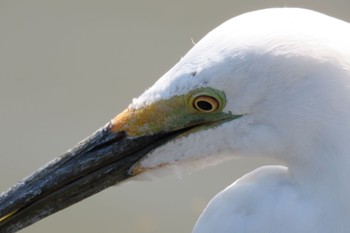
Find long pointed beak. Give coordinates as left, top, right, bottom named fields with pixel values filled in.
left=0, top=120, right=184, bottom=233
left=0, top=87, right=234, bottom=233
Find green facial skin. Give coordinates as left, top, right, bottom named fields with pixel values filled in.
left=111, top=87, right=239, bottom=137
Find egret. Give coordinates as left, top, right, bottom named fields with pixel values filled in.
left=1, top=7, right=350, bottom=233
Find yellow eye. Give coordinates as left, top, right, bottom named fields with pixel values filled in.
left=193, top=95, right=220, bottom=113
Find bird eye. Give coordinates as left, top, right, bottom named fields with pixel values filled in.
left=193, top=95, right=220, bottom=113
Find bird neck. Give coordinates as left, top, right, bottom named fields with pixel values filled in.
left=287, top=136, right=350, bottom=212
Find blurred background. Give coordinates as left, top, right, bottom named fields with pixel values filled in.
left=0, top=1, right=349, bottom=232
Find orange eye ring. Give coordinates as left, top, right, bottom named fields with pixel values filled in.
left=193, top=95, right=220, bottom=113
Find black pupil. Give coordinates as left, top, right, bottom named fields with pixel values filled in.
left=197, top=100, right=213, bottom=111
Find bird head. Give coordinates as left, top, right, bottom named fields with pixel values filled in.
left=124, top=7, right=350, bottom=174
left=1, top=8, right=350, bottom=232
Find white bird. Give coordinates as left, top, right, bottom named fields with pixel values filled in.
left=1, top=7, right=350, bottom=233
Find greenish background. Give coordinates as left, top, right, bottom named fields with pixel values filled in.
left=0, top=1, right=349, bottom=232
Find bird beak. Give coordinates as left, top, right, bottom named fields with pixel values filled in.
left=0, top=88, right=234, bottom=233
left=0, top=107, right=191, bottom=233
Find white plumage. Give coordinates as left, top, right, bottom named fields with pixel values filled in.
left=1, top=7, right=350, bottom=233
left=131, top=8, right=350, bottom=233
